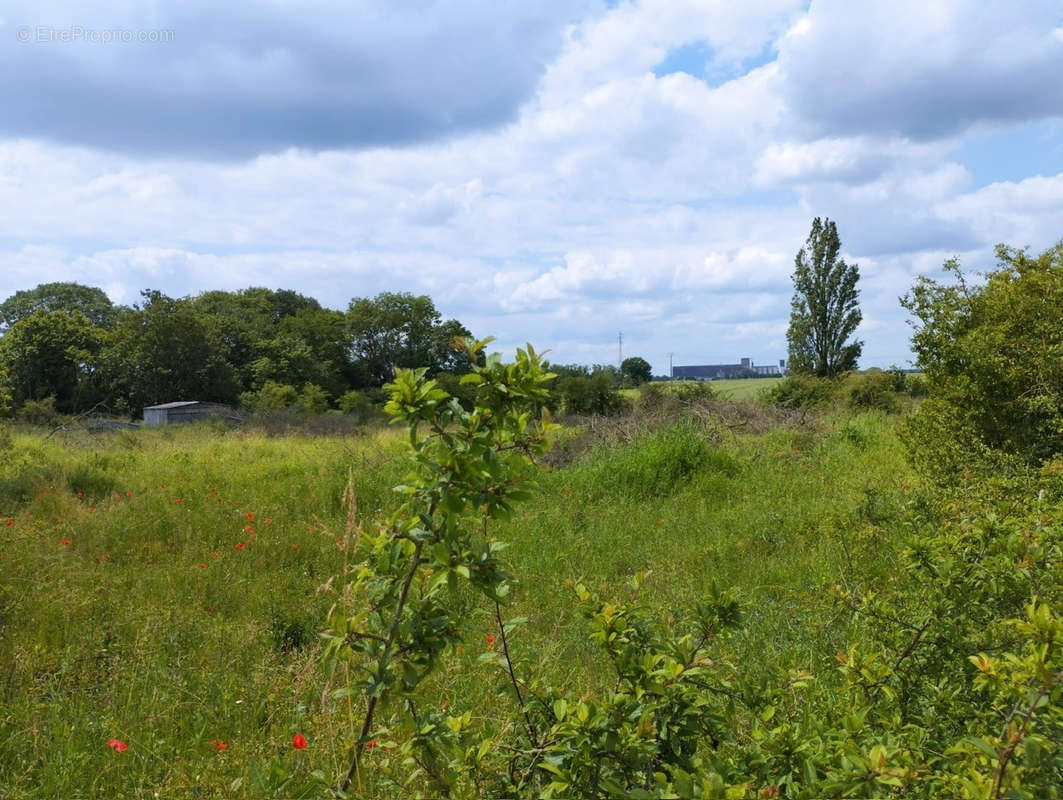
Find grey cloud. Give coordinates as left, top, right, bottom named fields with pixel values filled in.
left=1, top=1, right=593, bottom=158
left=777, top=0, right=1063, bottom=140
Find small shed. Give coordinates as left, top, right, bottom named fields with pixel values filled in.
left=142, top=401, right=238, bottom=426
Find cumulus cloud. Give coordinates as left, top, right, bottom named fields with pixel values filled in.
left=1, top=0, right=1061, bottom=374
left=775, top=0, right=1063, bottom=139
left=0, top=0, right=595, bottom=157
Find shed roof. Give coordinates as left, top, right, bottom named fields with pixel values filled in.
left=143, top=401, right=205, bottom=410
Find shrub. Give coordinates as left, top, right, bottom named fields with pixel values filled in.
left=762, top=374, right=836, bottom=409
left=901, top=242, right=1063, bottom=476
left=337, top=389, right=381, bottom=421
left=431, top=371, right=479, bottom=410
left=17, top=396, right=60, bottom=426
left=241, top=380, right=298, bottom=411
left=846, top=369, right=901, bottom=412
left=557, top=372, right=627, bottom=415
left=296, top=383, right=330, bottom=413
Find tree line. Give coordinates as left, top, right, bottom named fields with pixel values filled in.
left=0, top=283, right=658, bottom=420
left=0, top=285, right=475, bottom=418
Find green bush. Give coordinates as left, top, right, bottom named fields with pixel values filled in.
left=762, top=374, right=836, bottom=409
left=902, top=242, right=1063, bottom=476
left=338, top=389, right=381, bottom=421
left=846, top=369, right=901, bottom=412
left=431, top=371, right=479, bottom=410
left=17, top=396, right=60, bottom=426
left=557, top=373, right=627, bottom=415
left=296, top=383, right=330, bottom=413
left=241, top=380, right=298, bottom=411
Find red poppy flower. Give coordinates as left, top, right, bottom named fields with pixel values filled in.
left=4, top=519, right=12, bottom=527
left=290, top=543, right=298, bottom=550
left=108, top=738, right=128, bottom=752
left=264, top=518, right=272, bottom=525
left=292, top=733, right=308, bottom=750
left=235, top=542, right=246, bottom=551
left=245, top=512, right=254, bottom=521
left=485, top=635, right=496, bottom=645
left=365, top=739, right=378, bottom=749
left=199, top=563, right=207, bottom=569
left=210, top=739, right=228, bottom=752
left=60, top=539, right=71, bottom=546
left=244, top=525, right=256, bottom=536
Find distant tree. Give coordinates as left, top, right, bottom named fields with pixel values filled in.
left=0, top=282, right=119, bottom=331
left=346, top=292, right=471, bottom=386
left=101, top=291, right=238, bottom=414
left=786, top=218, right=863, bottom=377
left=0, top=310, right=103, bottom=412
left=620, top=356, right=652, bottom=386
left=544, top=363, right=591, bottom=380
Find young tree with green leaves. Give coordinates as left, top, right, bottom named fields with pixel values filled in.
left=787, top=218, right=863, bottom=377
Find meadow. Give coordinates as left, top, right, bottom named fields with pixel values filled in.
left=0, top=399, right=913, bottom=798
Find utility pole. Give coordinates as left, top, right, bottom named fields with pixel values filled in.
left=668, top=352, right=674, bottom=380
left=618, top=331, right=623, bottom=367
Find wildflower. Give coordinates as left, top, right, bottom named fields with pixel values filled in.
left=77, top=492, right=83, bottom=499
left=365, top=739, right=378, bottom=749
left=107, top=738, right=128, bottom=752
left=244, top=525, right=256, bottom=536
left=199, top=563, right=207, bottom=570
left=147, top=563, right=153, bottom=569
left=235, top=542, right=247, bottom=551
left=264, top=518, right=272, bottom=525
left=212, top=551, right=221, bottom=558
left=292, top=733, right=308, bottom=750
left=4, top=519, right=12, bottom=527
left=290, top=544, right=298, bottom=550
left=485, top=634, right=496, bottom=646
left=210, top=739, right=228, bottom=752
left=60, top=539, right=72, bottom=546
left=245, top=512, right=254, bottom=522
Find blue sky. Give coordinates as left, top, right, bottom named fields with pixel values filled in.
left=1, top=0, right=1061, bottom=373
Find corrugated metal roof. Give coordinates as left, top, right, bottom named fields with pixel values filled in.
left=143, top=401, right=203, bottom=410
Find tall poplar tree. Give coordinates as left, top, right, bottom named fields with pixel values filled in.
left=786, top=217, right=863, bottom=377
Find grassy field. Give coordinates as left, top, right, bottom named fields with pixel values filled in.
left=622, top=378, right=782, bottom=403
left=0, top=405, right=912, bottom=797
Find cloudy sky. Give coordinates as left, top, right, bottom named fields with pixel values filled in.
left=1, top=1, right=1062, bottom=373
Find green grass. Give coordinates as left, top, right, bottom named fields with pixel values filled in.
left=623, top=378, right=782, bottom=403
left=0, top=408, right=913, bottom=797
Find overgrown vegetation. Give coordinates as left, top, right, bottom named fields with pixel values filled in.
left=2, top=239, right=1061, bottom=797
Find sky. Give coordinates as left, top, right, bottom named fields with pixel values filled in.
left=1, top=0, right=1062, bottom=374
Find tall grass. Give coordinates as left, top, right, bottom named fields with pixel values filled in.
left=0, top=409, right=912, bottom=797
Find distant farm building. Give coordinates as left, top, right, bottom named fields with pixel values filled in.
left=672, top=358, right=786, bottom=380
left=142, top=401, right=240, bottom=426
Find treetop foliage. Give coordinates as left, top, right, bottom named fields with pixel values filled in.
left=0, top=281, right=119, bottom=331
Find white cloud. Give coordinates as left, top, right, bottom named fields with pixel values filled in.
left=1, top=1, right=1061, bottom=373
